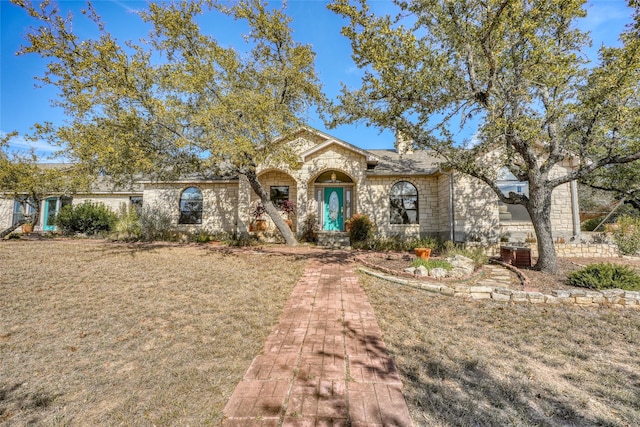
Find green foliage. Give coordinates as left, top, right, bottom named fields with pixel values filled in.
left=347, top=214, right=374, bottom=243
left=138, top=203, right=176, bottom=242
left=113, top=203, right=141, bottom=241
left=411, top=258, right=452, bottom=271
left=55, top=201, right=118, bottom=236
left=567, top=263, right=640, bottom=291
left=611, top=215, right=640, bottom=255
left=581, top=216, right=607, bottom=232
left=351, top=235, right=440, bottom=252
left=329, top=0, right=640, bottom=272
left=300, top=213, right=319, bottom=243
left=14, top=0, right=325, bottom=246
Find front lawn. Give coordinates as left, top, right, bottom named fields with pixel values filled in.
left=361, top=273, right=640, bottom=426
left=0, top=240, right=306, bottom=425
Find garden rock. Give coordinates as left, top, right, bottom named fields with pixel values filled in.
left=429, top=268, right=448, bottom=279
left=403, top=267, right=416, bottom=275
left=414, top=266, right=429, bottom=276
left=446, top=255, right=475, bottom=277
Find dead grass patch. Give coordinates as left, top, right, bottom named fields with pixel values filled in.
left=360, top=273, right=640, bottom=426
left=0, top=239, right=306, bottom=425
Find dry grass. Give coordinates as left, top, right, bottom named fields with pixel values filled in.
left=0, top=239, right=307, bottom=426
left=360, top=273, right=640, bottom=427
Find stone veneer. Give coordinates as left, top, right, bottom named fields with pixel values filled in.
left=358, top=262, right=640, bottom=309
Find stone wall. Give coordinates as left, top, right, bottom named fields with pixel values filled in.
left=143, top=182, right=239, bottom=235
left=452, top=172, right=499, bottom=242
left=484, top=242, right=620, bottom=258
left=360, top=175, right=440, bottom=238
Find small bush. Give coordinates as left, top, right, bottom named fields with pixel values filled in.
left=113, top=203, right=141, bottom=241
left=55, top=201, right=118, bottom=236
left=138, top=203, right=176, bottom=241
left=611, top=215, right=640, bottom=255
left=567, top=263, right=640, bottom=291
left=300, top=213, right=319, bottom=243
left=347, top=214, right=374, bottom=243
left=581, top=216, right=607, bottom=232
left=412, top=258, right=452, bottom=271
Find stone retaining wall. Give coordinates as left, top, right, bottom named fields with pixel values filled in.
left=358, top=267, right=640, bottom=309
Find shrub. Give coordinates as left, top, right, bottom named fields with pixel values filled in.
left=567, top=263, right=640, bottom=291
left=353, top=235, right=441, bottom=252
left=138, top=203, right=176, bottom=241
left=581, top=216, right=607, bottom=232
left=54, top=201, right=118, bottom=236
left=113, top=203, right=141, bottom=241
left=300, top=213, right=319, bottom=243
left=611, top=215, right=640, bottom=255
left=347, top=214, right=374, bottom=243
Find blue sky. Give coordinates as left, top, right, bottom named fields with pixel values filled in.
left=0, top=0, right=634, bottom=157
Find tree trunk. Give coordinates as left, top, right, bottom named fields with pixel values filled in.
left=527, top=188, right=557, bottom=274
left=245, top=170, right=298, bottom=246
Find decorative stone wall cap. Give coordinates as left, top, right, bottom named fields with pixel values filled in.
left=469, top=286, right=494, bottom=293
left=625, top=291, right=640, bottom=299
left=552, top=290, right=572, bottom=297
left=600, top=289, right=625, bottom=297
left=569, top=290, right=587, bottom=297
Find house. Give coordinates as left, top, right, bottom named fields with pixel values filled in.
left=0, top=128, right=580, bottom=243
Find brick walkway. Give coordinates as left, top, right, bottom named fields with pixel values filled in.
left=222, top=253, right=413, bottom=426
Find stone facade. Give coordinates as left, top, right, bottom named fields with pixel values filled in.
left=1, top=128, right=580, bottom=241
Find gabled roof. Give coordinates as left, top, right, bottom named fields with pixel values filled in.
left=299, top=138, right=379, bottom=165
left=366, top=149, right=443, bottom=176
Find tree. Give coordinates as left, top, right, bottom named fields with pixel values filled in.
left=581, top=161, right=640, bottom=213
left=0, top=132, right=91, bottom=229
left=13, top=0, right=325, bottom=246
left=328, top=0, right=640, bottom=272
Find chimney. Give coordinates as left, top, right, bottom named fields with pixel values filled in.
left=395, top=130, right=414, bottom=157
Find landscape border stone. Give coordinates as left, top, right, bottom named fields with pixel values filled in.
left=357, top=256, right=640, bottom=309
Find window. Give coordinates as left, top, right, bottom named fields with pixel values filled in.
left=12, top=197, right=36, bottom=226
left=390, top=181, right=418, bottom=224
left=270, top=186, right=289, bottom=208
left=130, top=196, right=143, bottom=214
left=179, top=187, right=203, bottom=224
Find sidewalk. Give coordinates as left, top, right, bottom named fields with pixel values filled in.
left=222, top=252, right=413, bottom=426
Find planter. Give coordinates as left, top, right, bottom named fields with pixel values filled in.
left=21, top=223, right=33, bottom=234
left=255, top=219, right=267, bottom=231
left=414, top=247, right=431, bottom=261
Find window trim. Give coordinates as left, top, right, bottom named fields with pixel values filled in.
left=179, top=187, right=203, bottom=225
left=389, top=180, right=419, bottom=225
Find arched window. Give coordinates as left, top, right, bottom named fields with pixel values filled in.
left=179, top=187, right=203, bottom=224
left=390, top=181, right=418, bottom=224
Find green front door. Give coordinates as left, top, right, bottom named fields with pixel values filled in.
left=43, top=197, right=58, bottom=231
left=323, top=188, right=343, bottom=231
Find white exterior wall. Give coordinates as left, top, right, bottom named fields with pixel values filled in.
left=143, top=182, right=239, bottom=235
left=72, top=195, right=134, bottom=214
left=0, top=197, right=13, bottom=229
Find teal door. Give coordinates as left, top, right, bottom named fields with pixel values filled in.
left=323, top=188, right=344, bottom=231
left=43, top=197, right=58, bottom=231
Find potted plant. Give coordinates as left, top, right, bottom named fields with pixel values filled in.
left=252, top=202, right=267, bottom=231
left=414, top=247, right=431, bottom=261
left=280, top=200, right=296, bottom=229
left=21, top=215, right=34, bottom=234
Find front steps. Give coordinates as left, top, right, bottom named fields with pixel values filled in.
left=317, top=231, right=351, bottom=249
